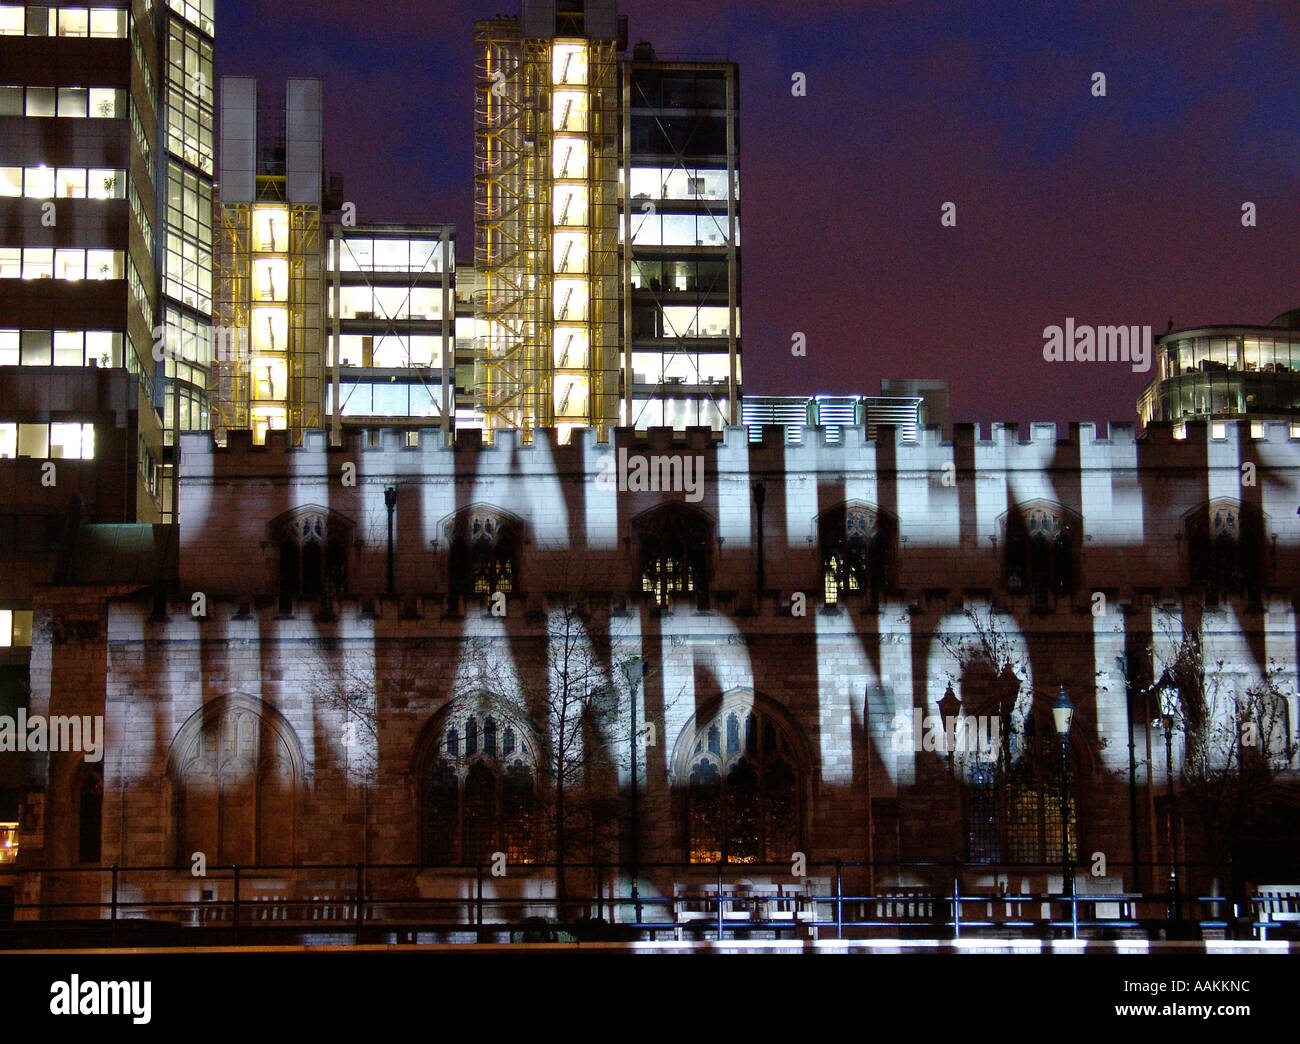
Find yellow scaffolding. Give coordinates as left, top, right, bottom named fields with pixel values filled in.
left=212, top=182, right=323, bottom=445
left=474, top=20, right=619, bottom=443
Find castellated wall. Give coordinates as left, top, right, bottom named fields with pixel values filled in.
left=20, top=419, right=1300, bottom=914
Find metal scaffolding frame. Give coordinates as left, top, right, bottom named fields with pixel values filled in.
left=288, top=203, right=324, bottom=438
left=212, top=199, right=252, bottom=439
left=622, top=61, right=740, bottom=432
left=212, top=181, right=323, bottom=445
left=474, top=20, right=620, bottom=442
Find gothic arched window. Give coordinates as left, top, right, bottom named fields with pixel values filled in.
left=1004, top=503, right=1075, bottom=605
left=820, top=503, right=892, bottom=605
left=272, top=508, right=351, bottom=611
left=966, top=709, right=1078, bottom=865
left=1187, top=501, right=1264, bottom=600
left=673, top=696, right=806, bottom=864
left=168, top=696, right=302, bottom=868
left=448, top=510, right=521, bottom=598
left=634, top=505, right=713, bottom=608
left=420, top=709, right=537, bottom=866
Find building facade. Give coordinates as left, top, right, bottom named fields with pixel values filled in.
left=1138, top=308, right=1300, bottom=432
left=473, top=1, right=741, bottom=443
left=10, top=418, right=1300, bottom=923
left=326, top=223, right=455, bottom=437
left=212, top=76, right=324, bottom=446
left=0, top=0, right=214, bottom=856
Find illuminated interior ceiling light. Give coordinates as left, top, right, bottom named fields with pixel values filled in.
left=552, top=41, right=588, bottom=86
left=552, top=136, right=588, bottom=179
left=552, top=90, right=587, bottom=133
left=554, top=326, right=589, bottom=369
left=553, top=280, right=588, bottom=323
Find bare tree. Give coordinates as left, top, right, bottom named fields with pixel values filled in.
left=305, top=638, right=425, bottom=863
left=460, top=598, right=678, bottom=913
left=937, top=606, right=1103, bottom=867
left=1148, top=623, right=1297, bottom=895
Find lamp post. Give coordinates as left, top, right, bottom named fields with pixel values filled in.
left=384, top=485, right=398, bottom=596
left=937, top=684, right=962, bottom=773
left=936, top=684, right=963, bottom=864
left=1051, top=685, right=1075, bottom=908
left=1156, top=686, right=1180, bottom=920
left=621, top=655, right=645, bottom=925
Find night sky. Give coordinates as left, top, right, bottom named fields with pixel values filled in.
left=217, top=0, right=1300, bottom=428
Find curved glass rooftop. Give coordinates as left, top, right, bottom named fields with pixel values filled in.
left=1137, top=311, right=1300, bottom=429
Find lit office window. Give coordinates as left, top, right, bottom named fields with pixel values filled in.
left=1, top=85, right=125, bottom=117
left=0, top=247, right=124, bottom=281
left=23, top=165, right=54, bottom=198
left=0, top=422, right=94, bottom=460
left=0, top=610, right=34, bottom=647
left=0, top=329, right=120, bottom=367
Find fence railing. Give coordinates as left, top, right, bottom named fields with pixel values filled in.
left=0, top=859, right=1294, bottom=947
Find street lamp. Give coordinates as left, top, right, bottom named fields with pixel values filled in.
left=936, top=684, right=963, bottom=863
left=384, top=485, right=398, bottom=596
left=1155, top=685, right=1180, bottom=917
left=936, top=683, right=962, bottom=771
left=1051, top=685, right=1074, bottom=905
left=621, top=655, right=645, bottom=925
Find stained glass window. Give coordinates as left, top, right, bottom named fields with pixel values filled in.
left=683, top=701, right=805, bottom=864
left=1005, top=503, right=1074, bottom=605
left=420, top=709, right=537, bottom=866
left=821, top=504, right=890, bottom=605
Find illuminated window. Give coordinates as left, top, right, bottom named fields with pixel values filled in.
left=0, top=248, right=124, bottom=281
left=967, top=711, right=1077, bottom=865
left=677, top=697, right=805, bottom=864
left=0, top=822, right=16, bottom=864
left=448, top=510, right=521, bottom=598
left=0, top=424, right=92, bottom=460
left=420, top=709, right=536, bottom=866
left=89, top=8, right=128, bottom=38
left=635, top=505, right=712, bottom=608
left=820, top=503, right=891, bottom=606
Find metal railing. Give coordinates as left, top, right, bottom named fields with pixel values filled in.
left=0, top=859, right=1293, bottom=947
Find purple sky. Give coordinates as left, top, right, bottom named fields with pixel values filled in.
left=217, top=0, right=1300, bottom=427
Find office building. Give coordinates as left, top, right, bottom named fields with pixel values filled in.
left=326, top=223, right=455, bottom=436
left=473, top=1, right=740, bottom=443
left=1138, top=308, right=1300, bottom=434
left=212, top=76, right=324, bottom=445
